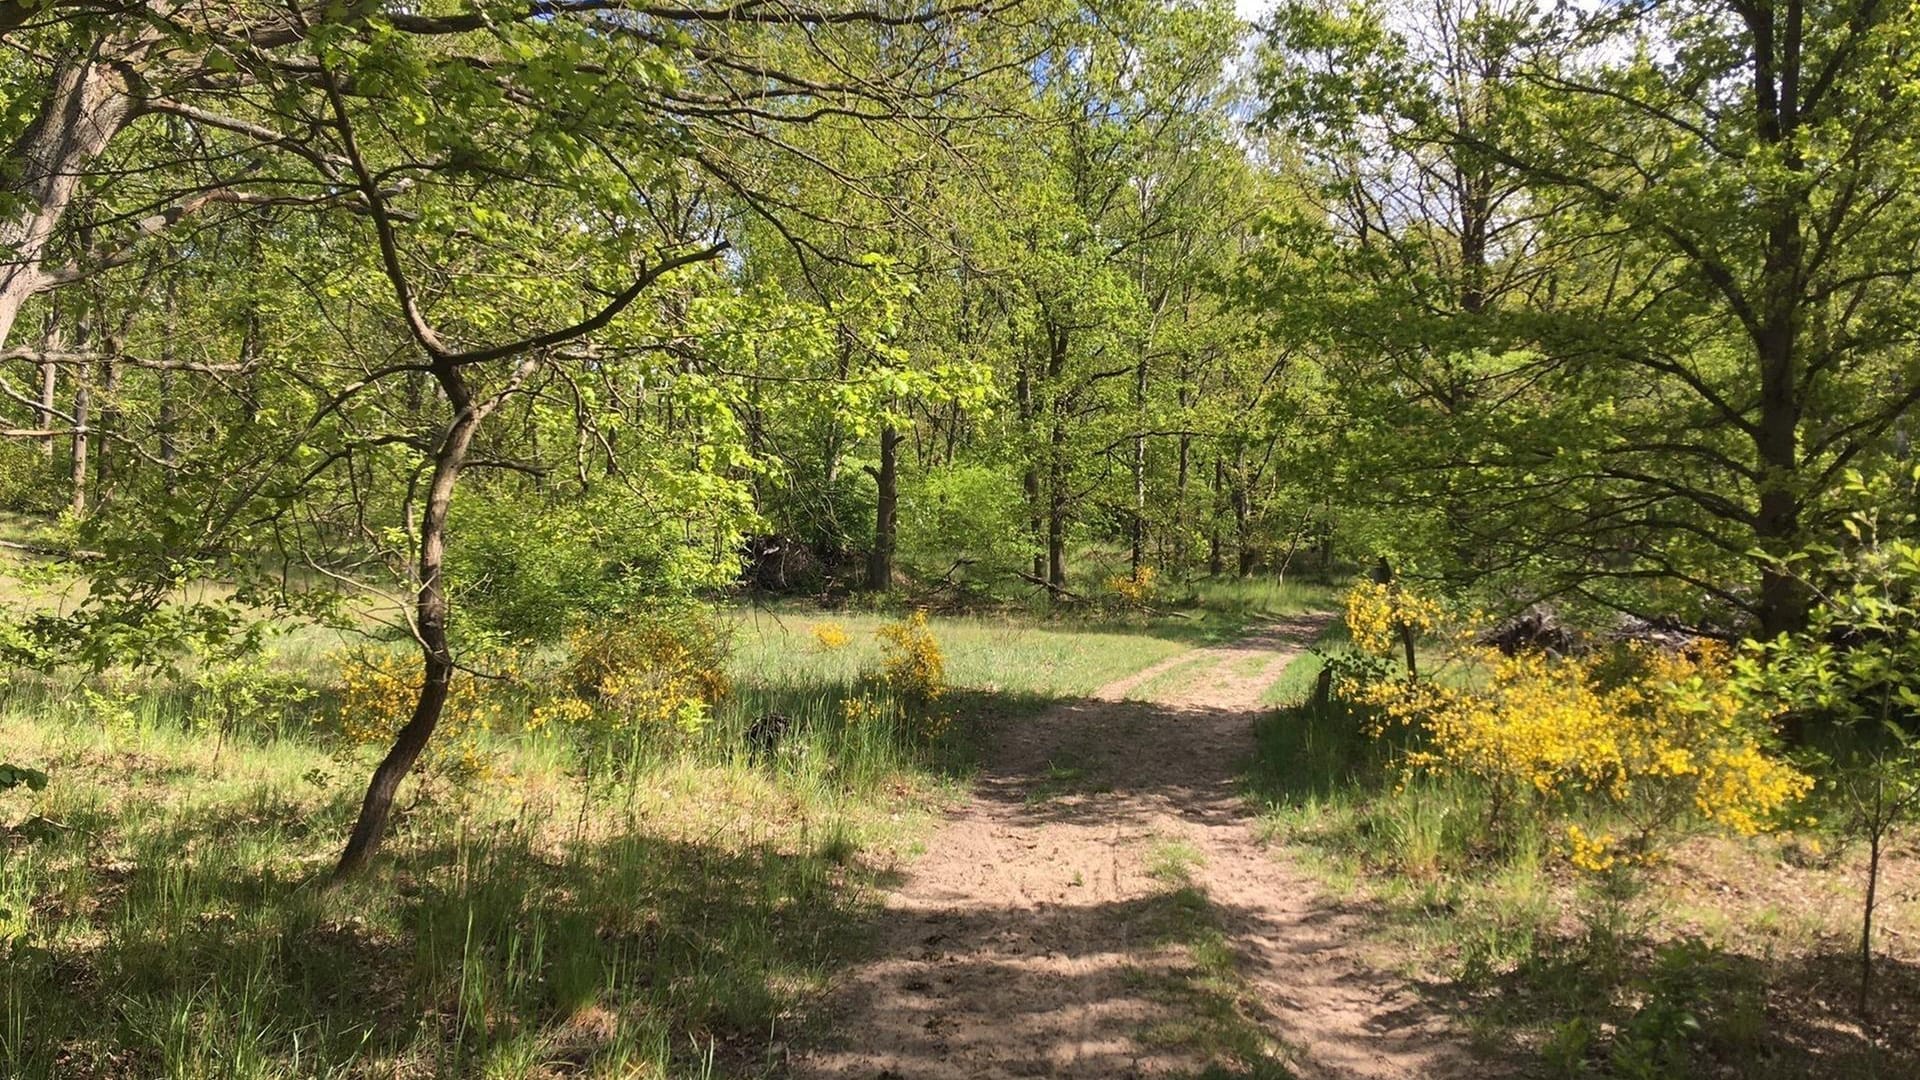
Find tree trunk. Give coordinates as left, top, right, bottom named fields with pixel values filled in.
left=1230, top=459, right=1252, bottom=577
left=67, top=294, right=92, bottom=516
left=36, top=320, right=58, bottom=460
left=1048, top=415, right=1068, bottom=589
left=0, top=56, right=135, bottom=351
left=1208, top=456, right=1223, bottom=576
left=1753, top=315, right=1805, bottom=638
left=867, top=422, right=899, bottom=592
left=68, top=381, right=89, bottom=515
left=1860, top=819, right=1882, bottom=1018
left=1130, top=330, right=1148, bottom=578
left=1016, top=360, right=1044, bottom=581
left=1046, top=323, right=1069, bottom=589
left=334, top=368, right=483, bottom=879
left=158, top=279, right=177, bottom=477
left=95, top=353, right=118, bottom=494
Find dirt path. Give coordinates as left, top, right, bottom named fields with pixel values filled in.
left=792, top=616, right=1483, bottom=1079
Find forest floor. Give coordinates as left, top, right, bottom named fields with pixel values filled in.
left=793, top=614, right=1488, bottom=1079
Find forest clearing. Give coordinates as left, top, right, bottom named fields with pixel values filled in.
left=6, top=0, right=1920, bottom=1077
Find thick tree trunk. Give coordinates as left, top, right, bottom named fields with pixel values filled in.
left=334, top=370, right=482, bottom=879
left=0, top=56, right=135, bottom=351
left=1753, top=304, right=1805, bottom=638
left=867, top=422, right=899, bottom=592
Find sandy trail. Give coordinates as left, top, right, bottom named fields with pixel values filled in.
left=792, top=616, right=1482, bottom=1079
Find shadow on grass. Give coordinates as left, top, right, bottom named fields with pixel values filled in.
left=3, top=807, right=899, bottom=1079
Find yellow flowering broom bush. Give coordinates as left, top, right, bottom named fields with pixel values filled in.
left=332, top=647, right=510, bottom=781
left=1104, top=565, right=1158, bottom=608
left=1351, top=641, right=1811, bottom=869
left=558, top=613, right=732, bottom=737
left=876, top=610, right=946, bottom=702
left=1343, top=578, right=1451, bottom=667
left=862, top=610, right=952, bottom=743
left=809, top=621, right=852, bottom=651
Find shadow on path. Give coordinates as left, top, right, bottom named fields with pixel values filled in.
left=793, top=616, right=1493, bottom=1080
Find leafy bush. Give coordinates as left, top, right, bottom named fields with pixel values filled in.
left=185, top=647, right=315, bottom=737
left=0, top=440, right=62, bottom=513
left=331, top=647, right=514, bottom=781
left=896, top=463, right=1029, bottom=581
left=447, top=488, right=747, bottom=646
left=0, top=764, right=47, bottom=793
left=555, top=610, right=732, bottom=738
left=875, top=610, right=946, bottom=702
left=1727, top=467, right=1920, bottom=1016
left=1335, top=582, right=1810, bottom=870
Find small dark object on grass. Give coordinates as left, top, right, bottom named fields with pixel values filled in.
left=746, top=712, right=794, bottom=759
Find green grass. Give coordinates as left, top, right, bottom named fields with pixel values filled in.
left=0, top=599, right=1210, bottom=1079
left=726, top=605, right=1196, bottom=698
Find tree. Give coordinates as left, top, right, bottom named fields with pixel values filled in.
left=1256, top=0, right=1920, bottom=635
left=0, top=0, right=1042, bottom=874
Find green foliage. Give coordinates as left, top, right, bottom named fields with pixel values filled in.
left=0, top=763, right=47, bottom=793
left=448, top=488, right=748, bottom=647
left=897, top=464, right=1029, bottom=580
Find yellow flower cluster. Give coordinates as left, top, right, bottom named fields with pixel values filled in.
left=1355, top=643, right=1811, bottom=864
left=1104, top=566, right=1158, bottom=607
left=563, top=619, right=731, bottom=736
left=876, top=610, right=946, bottom=702
left=810, top=621, right=852, bottom=651
left=1344, top=580, right=1448, bottom=657
left=332, top=648, right=501, bottom=780
left=1565, top=823, right=1618, bottom=873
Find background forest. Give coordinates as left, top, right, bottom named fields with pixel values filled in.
left=3, top=0, right=1920, bottom=1077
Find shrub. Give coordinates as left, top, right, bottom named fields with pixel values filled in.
left=1343, top=577, right=1449, bottom=672
left=1351, top=642, right=1811, bottom=867
left=559, top=611, right=731, bottom=737
left=186, top=647, right=314, bottom=737
left=1727, top=466, right=1920, bottom=1016
left=1104, top=565, right=1158, bottom=608
left=896, top=463, right=1029, bottom=582
left=0, top=764, right=47, bottom=793
left=809, top=621, right=851, bottom=651
left=332, top=647, right=509, bottom=781
left=875, top=610, right=945, bottom=702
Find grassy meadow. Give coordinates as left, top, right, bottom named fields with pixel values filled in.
left=0, top=554, right=1330, bottom=1080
